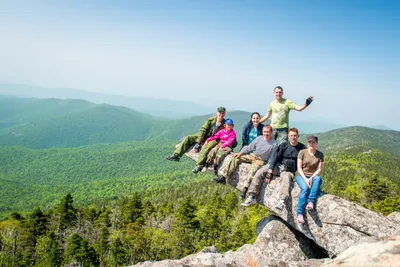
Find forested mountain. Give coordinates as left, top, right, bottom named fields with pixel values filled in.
left=0, top=141, right=196, bottom=217
left=1, top=136, right=399, bottom=219
left=1, top=96, right=400, bottom=216
left=0, top=96, right=252, bottom=148
left=0, top=95, right=399, bottom=266
left=4, top=95, right=399, bottom=150
left=0, top=95, right=95, bottom=129
left=304, top=126, right=400, bottom=157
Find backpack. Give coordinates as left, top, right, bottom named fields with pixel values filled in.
left=231, top=139, right=238, bottom=149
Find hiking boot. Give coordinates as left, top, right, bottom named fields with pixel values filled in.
left=297, top=214, right=305, bottom=224
left=212, top=164, right=218, bottom=174
left=241, top=196, right=256, bottom=207
left=275, top=199, right=285, bottom=210
left=239, top=187, right=248, bottom=200
left=306, top=202, right=314, bottom=210
left=192, top=166, right=202, bottom=174
left=193, top=143, right=202, bottom=153
left=166, top=154, right=180, bottom=162
left=212, top=176, right=226, bottom=184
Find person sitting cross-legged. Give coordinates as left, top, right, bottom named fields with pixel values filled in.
left=241, top=127, right=306, bottom=207
left=213, top=125, right=277, bottom=200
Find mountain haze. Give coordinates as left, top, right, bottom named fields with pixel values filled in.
left=0, top=83, right=212, bottom=118
left=0, top=83, right=366, bottom=132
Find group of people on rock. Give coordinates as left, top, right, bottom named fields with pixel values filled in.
left=166, top=86, right=324, bottom=224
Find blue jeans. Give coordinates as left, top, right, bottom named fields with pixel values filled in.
left=296, top=175, right=322, bottom=215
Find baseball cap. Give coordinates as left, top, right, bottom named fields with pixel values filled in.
left=307, top=135, right=318, bottom=143
left=217, top=107, right=226, bottom=113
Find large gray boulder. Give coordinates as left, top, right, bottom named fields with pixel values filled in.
left=134, top=216, right=329, bottom=267
left=320, top=235, right=400, bottom=267
left=186, top=149, right=399, bottom=257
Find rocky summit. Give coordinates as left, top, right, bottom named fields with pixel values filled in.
left=132, top=148, right=400, bottom=267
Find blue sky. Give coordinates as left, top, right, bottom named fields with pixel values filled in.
left=0, top=0, right=399, bottom=129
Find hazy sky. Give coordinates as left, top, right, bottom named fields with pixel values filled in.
left=1, top=1, right=399, bottom=129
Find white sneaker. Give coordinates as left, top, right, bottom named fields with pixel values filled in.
left=241, top=196, right=256, bottom=207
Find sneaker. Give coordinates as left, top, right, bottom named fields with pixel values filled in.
left=306, top=202, right=314, bottom=210
left=166, top=154, right=180, bottom=162
left=275, top=199, right=285, bottom=210
left=192, top=166, right=202, bottom=174
left=297, top=214, right=305, bottom=224
left=241, top=196, right=257, bottom=207
left=212, top=176, right=226, bottom=184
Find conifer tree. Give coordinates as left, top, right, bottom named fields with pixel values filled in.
left=95, top=227, right=110, bottom=267
left=109, top=237, right=127, bottom=267
left=119, top=193, right=145, bottom=229
left=56, top=193, right=77, bottom=236
left=64, top=233, right=98, bottom=266
left=363, top=174, right=389, bottom=204
left=175, top=195, right=199, bottom=230
left=34, top=232, right=63, bottom=267
left=21, top=207, right=49, bottom=265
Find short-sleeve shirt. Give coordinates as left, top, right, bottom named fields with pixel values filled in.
left=248, top=128, right=259, bottom=145
left=298, top=149, right=324, bottom=177
left=267, top=98, right=296, bottom=129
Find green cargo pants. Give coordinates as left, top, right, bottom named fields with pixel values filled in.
left=195, top=140, right=219, bottom=167
left=174, top=134, right=200, bottom=157
left=206, top=144, right=232, bottom=166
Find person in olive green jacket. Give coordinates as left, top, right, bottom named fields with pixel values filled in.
left=166, top=107, right=226, bottom=162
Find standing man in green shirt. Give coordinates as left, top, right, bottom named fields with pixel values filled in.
left=259, top=86, right=313, bottom=144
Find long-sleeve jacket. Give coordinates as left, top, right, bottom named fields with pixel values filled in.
left=206, top=129, right=237, bottom=149
left=241, top=122, right=264, bottom=148
left=197, top=116, right=226, bottom=144
left=239, top=136, right=277, bottom=162
left=267, top=142, right=306, bottom=172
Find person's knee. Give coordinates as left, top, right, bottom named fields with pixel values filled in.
left=182, top=136, right=192, bottom=145
left=313, top=176, right=322, bottom=186
left=253, top=169, right=264, bottom=181
left=299, top=187, right=309, bottom=198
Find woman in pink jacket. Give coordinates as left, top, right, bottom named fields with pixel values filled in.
left=204, top=118, right=237, bottom=173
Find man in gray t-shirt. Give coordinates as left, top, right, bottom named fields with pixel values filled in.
left=213, top=125, right=277, bottom=198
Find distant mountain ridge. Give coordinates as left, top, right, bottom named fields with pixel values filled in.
left=0, top=83, right=212, bottom=118
left=1, top=95, right=399, bottom=151
left=2, top=83, right=389, bottom=132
